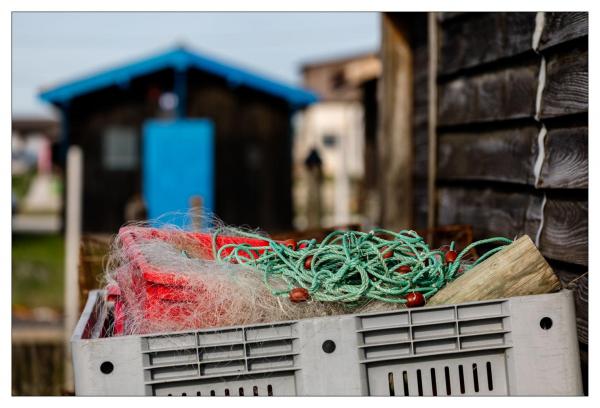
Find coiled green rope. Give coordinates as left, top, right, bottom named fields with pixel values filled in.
left=212, top=228, right=512, bottom=304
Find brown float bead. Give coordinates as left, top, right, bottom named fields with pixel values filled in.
left=445, top=250, right=458, bottom=263
left=397, top=265, right=412, bottom=274
left=304, top=255, right=314, bottom=270
left=381, top=246, right=393, bottom=259
left=289, top=287, right=310, bottom=303
left=405, top=292, right=425, bottom=308
left=282, top=239, right=297, bottom=251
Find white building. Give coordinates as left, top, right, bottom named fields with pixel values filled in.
left=293, top=52, right=381, bottom=229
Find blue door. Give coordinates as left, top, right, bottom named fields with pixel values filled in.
left=142, top=119, right=214, bottom=228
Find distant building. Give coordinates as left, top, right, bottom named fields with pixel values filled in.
left=12, top=117, right=63, bottom=232
left=294, top=52, right=380, bottom=229
left=12, top=117, right=60, bottom=176
left=39, top=46, right=317, bottom=233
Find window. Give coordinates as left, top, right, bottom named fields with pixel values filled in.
left=322, top=133, right=338, bottom=148
left=102, top=126, right=138, bottom=170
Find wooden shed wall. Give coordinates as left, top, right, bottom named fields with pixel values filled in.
left=434, top=11, right=588, bottom=388
left=380, top=11, right=588, bottom=390
left=187, top=71, right=294, bottom=232
left=67, top=67, right=293, bottom=233
left=68, top=70, right=169, bottom=232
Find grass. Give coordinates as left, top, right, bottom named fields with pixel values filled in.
left=12, top=172, right=35, bottom=200
left=12, top=234, right=65, bottom=311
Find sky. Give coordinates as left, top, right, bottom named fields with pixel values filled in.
left=12, top=12, right=380, bottom=118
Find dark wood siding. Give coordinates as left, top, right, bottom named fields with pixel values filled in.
left=187, top=69, right=293, bottom=232
left=66, top=67, right=293, bottom=233
left=433, top=12, right=588, bottom=388
left=67, top=69, right=170, bottom=232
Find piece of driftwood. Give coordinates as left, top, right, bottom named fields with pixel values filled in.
left=428, top=235, right=560, bottom=306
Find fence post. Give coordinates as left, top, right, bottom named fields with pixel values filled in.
left=64, top=145, right=83, bottom=393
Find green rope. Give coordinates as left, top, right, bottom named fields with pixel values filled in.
left=211, top=228, right=512, bottom=304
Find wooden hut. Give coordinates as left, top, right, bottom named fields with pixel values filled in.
left=377, top=12, right=588, bottom=391
left=40, top=46, right=318, bottom=233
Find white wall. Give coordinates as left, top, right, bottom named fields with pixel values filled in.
left=293, top=102, right=365, bottom=228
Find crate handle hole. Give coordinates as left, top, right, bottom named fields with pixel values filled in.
left=540, top=317, right=553, bottom=330
left=322, top=340, right=336, bottom=353
left=100, top=361, right=114, bottom=374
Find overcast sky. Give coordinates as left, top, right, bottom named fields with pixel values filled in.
left=12, top=12, right=380, bottom=118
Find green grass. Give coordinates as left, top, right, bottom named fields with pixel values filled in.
left=12, top=234, right=65, bottom=311
left=12, top=172, right=35, bottom=200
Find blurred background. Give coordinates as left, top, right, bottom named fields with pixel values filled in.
left=11, top=12, right=588, bottom=395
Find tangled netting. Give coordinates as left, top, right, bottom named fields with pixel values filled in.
left=213, top=228, right=512, bottom=303
left=104, top=216, right=512, bottom=335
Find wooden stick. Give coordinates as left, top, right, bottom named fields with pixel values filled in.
left=428, top=235, right=561, bottom=306
left=427, top=12, right=439, bottom=233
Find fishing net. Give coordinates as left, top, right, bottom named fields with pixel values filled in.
left=103, top=215, right=512, bottom=336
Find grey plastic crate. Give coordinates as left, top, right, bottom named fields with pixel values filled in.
left=72, top=290, right=583, bottom=396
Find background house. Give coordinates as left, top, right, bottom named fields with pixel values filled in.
left=12, top=117, right=63, bottom=233
left=294, top=52, right=381, bottom=229
left=39, top=46, right=318, bottom=233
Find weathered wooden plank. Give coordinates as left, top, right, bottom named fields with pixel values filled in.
left=438, top=126, right=537, bottom=184
left=438, top=187, right=588, bottom=265
left=540, top=12, right=588, bottom=51
left=539, top=197, right=588, bottom=265
left=438, top=62, right=538, bottom=126
left=539, top=127, right=588, bottom=188
left=412, top=182, right=428, bottom=229
left=439, top=12, right=536, bottom=75
left=541, top=46, right=588, bottom=118
left=413, top=124, right=428, bottom=179
left=437, top=12, right=468, bottom=22
left=574, top=274, right=588, bottom=344
left=429, top=235, right=560, bottom=306
left=579, top=342, right=588, bottom=395
left=378, top=14, right=414, bottom=229
left=550, top=261, right=588, bottom=344
left=437, top=187, right=541, bottom=239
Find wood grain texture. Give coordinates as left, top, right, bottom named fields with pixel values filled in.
left=438, top=63, right=538, bottom=126
left=427, top=12, right=438, bottom=230
left=377, top=14, right=414, bottom=229
left=541, top=46, right=588, bottom=118
left=413, top=124, right=428, bottom=180
left=439, top=12, right=536, bottom=75
left=437, top=187, right=541, bottom=239
left=437, top=126, right=537, bottom=184
left=437, top=187, right=587, bottom=265
left=540, top=12, right=588, bottom=51
left=437, top=12, right=468, bottom=22
left=550, top=261, right=588, bottom=344
left=573, top=274, right=588, bottom=344
left=539, top=127, right=588, bottom=188
left=539, top=198, right=588, bottom=265
left=429, top=235, right=561, bottom=305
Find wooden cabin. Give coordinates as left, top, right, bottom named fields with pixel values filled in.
left=40, top=46, right=317, bottom=233
left=377, top=12, right=588, bottom=391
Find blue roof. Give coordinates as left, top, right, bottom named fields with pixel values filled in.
left=39, top=46, right=318, bottom=108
